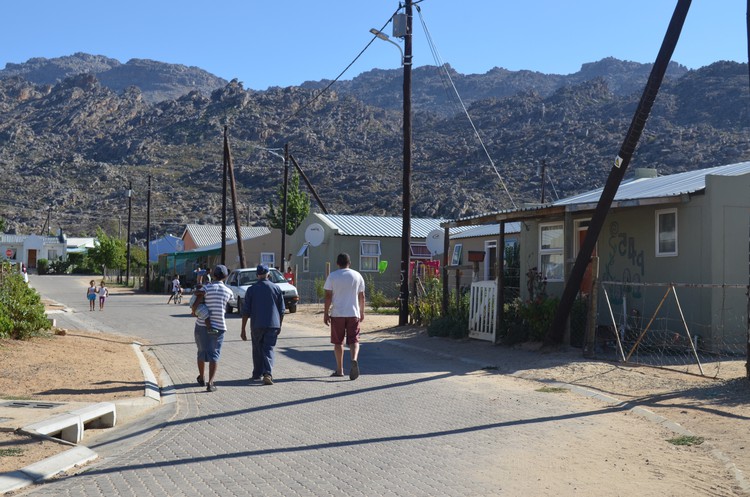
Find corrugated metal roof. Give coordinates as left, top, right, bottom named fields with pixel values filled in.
left=447, top=161, right=750, bottom=226
left=0, top=234, right=63, bottom=244
left=553, top=161, right=750, bottom=206
left=451, top=222, right=521, bottom=240
left=182, top=224, right=271, bottom=248
left=320, top=214, right=447, bottom=238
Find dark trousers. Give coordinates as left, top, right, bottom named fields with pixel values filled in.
left=251, top=327, right=280, bottom=377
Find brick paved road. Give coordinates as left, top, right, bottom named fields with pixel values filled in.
left=24, top=276, right=742, bottom=496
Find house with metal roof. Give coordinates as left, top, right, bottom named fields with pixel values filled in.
left=0, top=232, right=67, bottom=269
left=161, top=225, right=281, bottom=288
left=287, top=213, right=451, bottom=301
left=444, top=162, right=750, bottom=352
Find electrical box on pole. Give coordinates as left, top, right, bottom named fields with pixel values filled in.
left=392, top=13, right=407, bottom=38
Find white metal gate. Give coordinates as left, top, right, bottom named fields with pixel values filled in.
left=469, top=281, right=497, bottom=341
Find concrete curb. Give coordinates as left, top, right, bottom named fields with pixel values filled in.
left=0, top=340, right=170, bottom=495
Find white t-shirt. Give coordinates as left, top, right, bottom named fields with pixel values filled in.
left=172, top=278, right=180, bottom=292
left=324, top=268, right=365, bottom=318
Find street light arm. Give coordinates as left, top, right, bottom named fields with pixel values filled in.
left=369, top=28, right=405, bottom=65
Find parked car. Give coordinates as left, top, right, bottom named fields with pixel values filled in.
left=225, top=267, right=299, bottom=314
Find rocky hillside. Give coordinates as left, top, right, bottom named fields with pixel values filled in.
left=0, top=53, right=228, bottom=103
left=0, top=55, right=748, bottom=240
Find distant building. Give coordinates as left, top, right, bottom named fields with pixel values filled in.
left=0, top=232, right=67, bottom=269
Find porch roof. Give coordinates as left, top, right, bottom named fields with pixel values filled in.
left=443, top=161, right=750, bottom=228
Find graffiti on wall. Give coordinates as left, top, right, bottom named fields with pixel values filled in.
left=603, top=221, right=644, bottom=303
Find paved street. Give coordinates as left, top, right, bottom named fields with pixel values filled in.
left=22, top=275, right=744, bottom=496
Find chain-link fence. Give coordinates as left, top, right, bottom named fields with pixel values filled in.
left=592, top=281, right=749, bottom=378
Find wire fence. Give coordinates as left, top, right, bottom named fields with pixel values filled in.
left=592, top=281, right=749, bottom=378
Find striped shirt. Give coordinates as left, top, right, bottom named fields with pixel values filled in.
left=194, top=281, right=233, bottom=331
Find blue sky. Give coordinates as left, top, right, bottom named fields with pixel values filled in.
left=1, top=1, right=746, bottom=90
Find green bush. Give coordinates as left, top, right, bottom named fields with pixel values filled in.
left=36, top=259, right=49, bottom=275
left=314, top=277, right=326, bottom=301
left=0, top=273, right=51, bottom=339
left=412, top=274, right=442, bottom=326
left=499, top=296, right=560, bottom=344
left=426, top=289, right=469, bottom=339
left=49, top=259, right=73, bottom=274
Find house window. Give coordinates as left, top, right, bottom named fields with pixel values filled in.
left=656, top=208, right=678, bottom=256
left=360, top=240, right=381, bottom=272
left=451, top=244, right=463, bottom=265
left=410, top=243, right=430, bottom=260
left=260, top=252, right=275, bottom=268
left=47, top=249, right=59, bottom=261
left=539, top=222, right=563, bottom=281
left=301, top=246, right=310, bottom=273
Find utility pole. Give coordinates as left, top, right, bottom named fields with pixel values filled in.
left=146, top=175, right=151, bottom=292
left=221, top=133, right=228, bottom=266
left=399, top=0, right=413, bottom=327
left=539, top=160, right=547, bottom=203
left=282, top=143, right=289, bottom=270
left=126, top=181, right=132, bottom=285
left=225, top=126, right=246, bottom=268
left=546, top=0, right=692, bottom=344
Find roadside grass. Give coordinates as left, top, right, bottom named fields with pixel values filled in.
left=667, top=435, right=704, bottom=446
left=536, top=386, right=568, bottom=394
left=0, top=448, right=23, bottom=457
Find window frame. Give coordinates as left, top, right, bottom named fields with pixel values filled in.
left=655, top=208, right=678, bottom=257
left=539, top=222, right=564, bottom=282
left=260, top=252, right=275, bottom=268
left=359, top=240, right=381, bottom=272
left=410, top=242, right=431, bottom=260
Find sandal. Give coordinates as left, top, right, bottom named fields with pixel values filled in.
left=196, top=375, right=205, bottom=386
left=330, top=371, right=344, bottom=377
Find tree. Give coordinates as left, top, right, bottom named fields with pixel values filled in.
left=267, top=170, right=310, bottom=235
left=0, top=217, right=5, bottom=233
left=88, top=228, right=126, bottom=275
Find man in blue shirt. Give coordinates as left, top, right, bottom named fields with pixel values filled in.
left=241, top=264, right=285, bottom=385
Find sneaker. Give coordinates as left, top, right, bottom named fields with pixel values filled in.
left=349, top=360, right=360, bottom=381
left=206, top=383, right=217, bottom=392
left=249, top=376, right=261, bottom=382
left=196, top=375, right=205, bottom=387
left=262, top=374, right=273, bottom=385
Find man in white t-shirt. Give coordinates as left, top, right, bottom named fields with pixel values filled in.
left=323, top=253, right=365, bottom=380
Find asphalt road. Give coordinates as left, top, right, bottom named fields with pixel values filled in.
left=22, top=275, right=743, bottom=496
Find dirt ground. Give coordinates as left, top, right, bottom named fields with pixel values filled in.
left=2, top=298, right=750, bottom=490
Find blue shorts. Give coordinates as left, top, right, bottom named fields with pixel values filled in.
left=194, top=324, right=225, bottom=362
left=87, top=294, right=96, bottom=301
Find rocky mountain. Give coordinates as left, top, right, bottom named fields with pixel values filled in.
left=0, top=55, right=748, bottom=241
left=0, top=53, right=228, bottom=103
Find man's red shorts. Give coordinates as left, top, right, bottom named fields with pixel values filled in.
left=330, top=317, right=360, bottom=345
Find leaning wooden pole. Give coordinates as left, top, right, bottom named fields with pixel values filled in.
left=745, top=0, right=750, bottom=379
left=289, top=154, right=329, bottom=214
left=224, top=126, right=246, bottom=269
left=546, top=0, right=693, bottom=344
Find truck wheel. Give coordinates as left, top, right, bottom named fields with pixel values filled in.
left=288, top=303, right=297, bottom=313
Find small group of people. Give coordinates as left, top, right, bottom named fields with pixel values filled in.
left=190, top=252, right=365, bottom=392
left=86, top=280, right=109, bottom=311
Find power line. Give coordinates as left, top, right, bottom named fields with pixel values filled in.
left=287, top=8, right=402, bottom=120
left=416, top=6, right=517, bottom=210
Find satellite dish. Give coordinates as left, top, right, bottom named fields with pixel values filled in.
left=426, top=229, right=444, bottom=255
left=304, top=223, right=325, bottom=247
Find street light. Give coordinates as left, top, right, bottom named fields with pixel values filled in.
left=370, top=1, right=413, bottom=327
left=369, top=28, right=404, bottom=65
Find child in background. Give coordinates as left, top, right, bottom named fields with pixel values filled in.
left=87, top=280, right=97, bottom=311
left=98, top=280, right=109, bottom=310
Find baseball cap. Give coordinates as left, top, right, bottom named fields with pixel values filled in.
left=213, top=264, right=229, bottom=279
left=256, top=264, right=269, bottom=276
